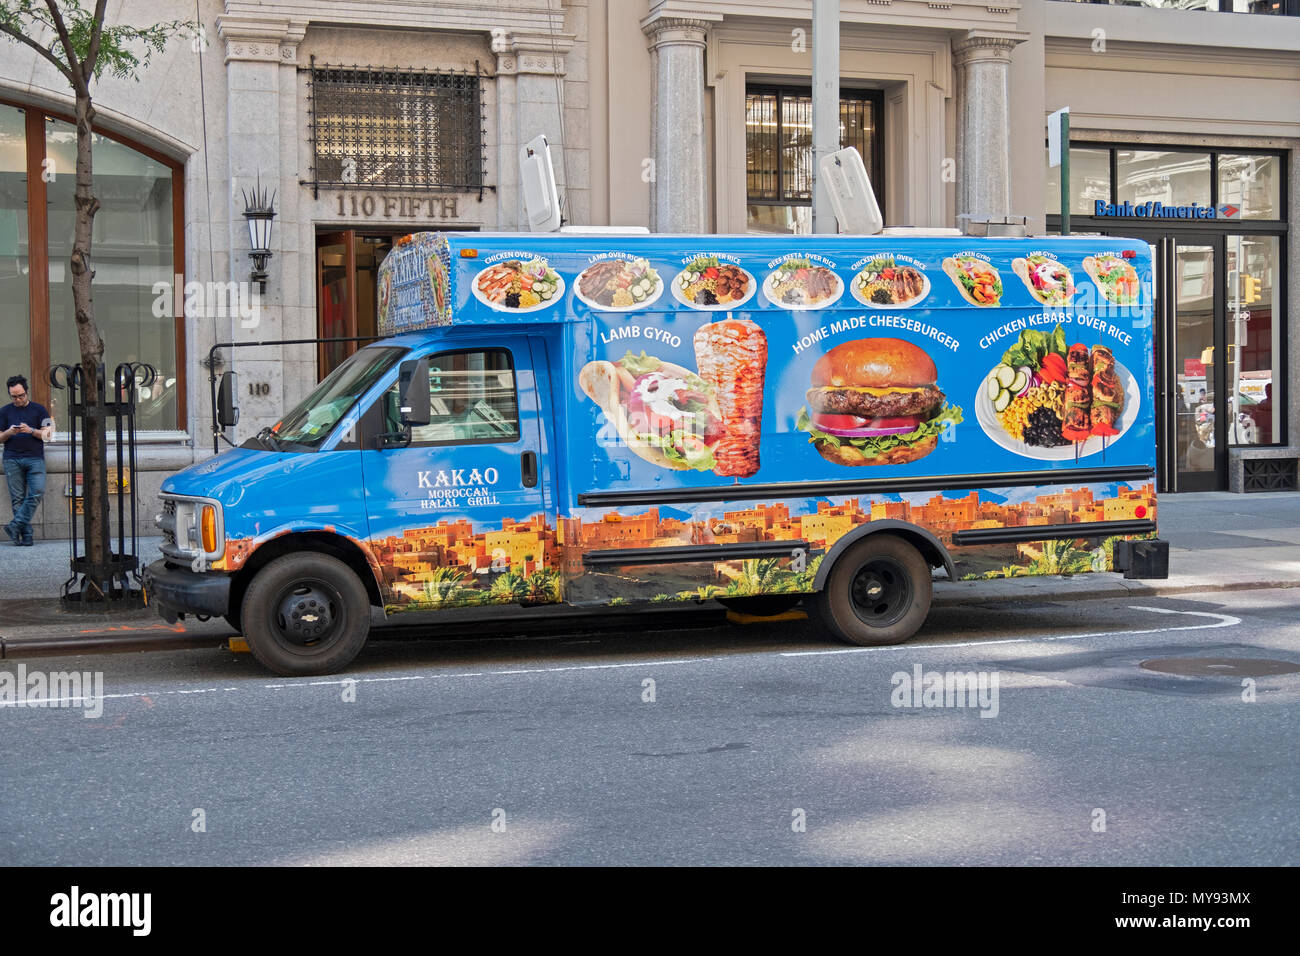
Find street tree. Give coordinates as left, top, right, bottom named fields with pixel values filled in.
left=0, top=1, right=189, bottom=591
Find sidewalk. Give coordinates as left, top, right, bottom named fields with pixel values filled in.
left=0, top=536, right=165, bottom=604
left=936, top=490, right=1300, bottom=605
left=1, top=493, right=1298, bottom=618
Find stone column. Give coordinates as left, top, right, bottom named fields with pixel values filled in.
left=216, top=16, right=307, bottom=439
left=642, top=16, right=710, bottom=233
left=952, top=31, right=1025, bottom=224
left=496, top=35, right=573, bottom=231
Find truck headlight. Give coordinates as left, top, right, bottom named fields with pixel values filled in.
left=201, top=505, right=218, bottom=554
left=159, top=494, right=224, bottom=562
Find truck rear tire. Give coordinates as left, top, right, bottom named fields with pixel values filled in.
left=241, top=553, right=370, bottom=676
left=810, top=534, right=931, bottom=646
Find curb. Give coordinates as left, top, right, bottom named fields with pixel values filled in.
left=0, top=631, right=229, bottom=659
left=932, top=578, right=1300, bottom=606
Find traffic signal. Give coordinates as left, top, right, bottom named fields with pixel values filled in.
left=1242, top=274, right=1262, bottom=305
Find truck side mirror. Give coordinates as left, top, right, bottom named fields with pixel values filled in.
left=398, top=358, right=430, bottom=427
left=217, top=371, right=240, bottom=427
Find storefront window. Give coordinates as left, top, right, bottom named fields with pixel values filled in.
left=1117, top=150, right=1211, bottom=208
left=1050, top=0, right=1299, bottom=13
left=1046, top=143, right=1288, bottom=477
left=1044, top=147, right=1110, bottom=217
left=1218, top=153, right=1280, bottom=220
left=1227, top=235, right=1281, bottom=444
left=745, top=87, right=880, bottom=234
left=0, top=105, right=29, bottom=385
left=45, top=118, right=177, bottom=431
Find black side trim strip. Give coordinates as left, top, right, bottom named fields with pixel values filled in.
left=951, top=520, right=1157, bottom=547
left=582, top=541, right=810, bottom=568
left=576, top=466, right=1155, bottom=508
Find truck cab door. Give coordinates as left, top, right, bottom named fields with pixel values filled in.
left=358, top=343, right=556, bottom=611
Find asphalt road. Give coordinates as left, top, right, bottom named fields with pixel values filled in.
left=2, top=588, right=1298, bottom=866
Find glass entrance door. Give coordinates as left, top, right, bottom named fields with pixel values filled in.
left=316, top=231, right=354, bottom=379
left=1169, top=238, right=1224, bottom=491
left=1122, top=230, right=1227, bottom=491
left=315, top=230, right=397, bottom=379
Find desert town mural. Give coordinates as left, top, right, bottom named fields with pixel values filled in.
left=359, top=482, right=1155, bottom=610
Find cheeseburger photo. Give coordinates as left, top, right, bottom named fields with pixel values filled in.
left=796, top=337, right=962, bottom=466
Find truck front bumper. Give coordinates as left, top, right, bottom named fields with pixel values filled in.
left=144, top=559, right=232, bottom=623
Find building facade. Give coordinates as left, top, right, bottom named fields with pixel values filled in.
left=0, top=0, right=1296, bottom=539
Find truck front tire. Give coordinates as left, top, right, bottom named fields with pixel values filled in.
left=241, top=553, right=371, bottom=675
left=811, top=534, right=931, bottom=646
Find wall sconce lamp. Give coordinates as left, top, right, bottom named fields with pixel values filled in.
left=241, top=177, right=277, bottom=293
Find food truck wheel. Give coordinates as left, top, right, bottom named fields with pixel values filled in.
left=811, top=535, right=931, bottom=646
left=241, top=553, right=370, bottom=676
left=717, top=595, right=802, bottom=617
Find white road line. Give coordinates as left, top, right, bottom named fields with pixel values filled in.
left=0, top=658, right=722, bottom=707
left=0, top=607, right=1247, bottom=707
left=264, top=673, right=485, bottom=689
left=3, top=686, right=246, bottom=706
left=264, top=657, right=715, bottom=690
left=780, top=606, right=1243, bottom=657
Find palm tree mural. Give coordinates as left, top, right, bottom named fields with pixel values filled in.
left=973, top=564, right=1031, bottom=580
left=676, top=584, right=722, bottom=601
left=1096, top=535, right=1126, bottom=573
left=1022, top=539, right=1094, bottom=576
left=489, top=570, right=531, bottom=602
left=725, top=558, right=784, bottom=596
left=523, top=568, right=562, bottom=603
left=717, top=554, right=824, bottom=596
left=791, top=554, right=823, bottom=592
left=422, top=567, right=470, bottom=604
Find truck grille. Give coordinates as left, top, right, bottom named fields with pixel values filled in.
left=160, top=498, right=177, bottom=550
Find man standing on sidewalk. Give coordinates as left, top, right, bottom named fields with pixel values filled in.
left=1, top=375, right=54, bottom=546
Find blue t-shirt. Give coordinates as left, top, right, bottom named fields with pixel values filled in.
left=1, top=401, right=49, bottom=460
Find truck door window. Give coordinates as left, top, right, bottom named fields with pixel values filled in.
left=390, top=349, right=521, bottom=445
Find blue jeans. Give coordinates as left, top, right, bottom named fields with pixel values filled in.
left=4, top=457, right=45, bottom=535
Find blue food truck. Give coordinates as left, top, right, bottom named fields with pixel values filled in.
left=146, top=231, right=1167, bottom=675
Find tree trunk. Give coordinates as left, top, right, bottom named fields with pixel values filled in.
left=71, top=91, right=108, bottom=577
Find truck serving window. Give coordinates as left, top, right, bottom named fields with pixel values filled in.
left=381, top=348, right=520, bottom=446
left=274, top=346, right=405, bottom=449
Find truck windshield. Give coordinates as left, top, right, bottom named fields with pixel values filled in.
left=271, top=346, right=405, bottom=449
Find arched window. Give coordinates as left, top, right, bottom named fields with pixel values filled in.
left=0, top=99, right=185, bottom=432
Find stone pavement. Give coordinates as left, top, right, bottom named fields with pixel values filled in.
left=0, top=493, right=1297, bottom=622
left=936, top=490, right=1300, bottom=605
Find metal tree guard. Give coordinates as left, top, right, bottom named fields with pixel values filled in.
left=48, top=361, right=154, bottom=611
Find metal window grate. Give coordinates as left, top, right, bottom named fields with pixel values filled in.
left=1243, top=458, right=1297, bottom=491
left=303, top=59, right=487, bottom=196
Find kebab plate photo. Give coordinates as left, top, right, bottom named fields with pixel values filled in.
left=1088, top=345, right=1124, bottom=445
left=1061, top=343, right=1093, bottom=460
left=978, top=324, right=1133, bottom=459
left=1061, top=342, right=1124, bottom=460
